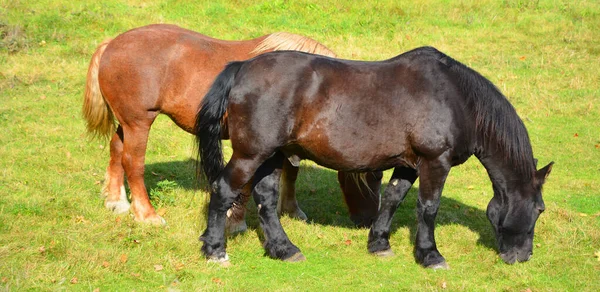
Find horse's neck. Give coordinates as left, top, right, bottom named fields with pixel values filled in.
left=475, top=143, right=530, bottom=198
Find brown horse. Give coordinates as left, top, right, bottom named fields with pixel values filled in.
left=83, top=24, right=381, bottom=227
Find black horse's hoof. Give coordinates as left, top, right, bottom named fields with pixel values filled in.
left=373, top=249, right=395, bottom=257
left=207, top=253, right=230, bottom=267
left=283, top=252, right=306, bottom=262
left=416, top=248, right=447, bottom=269
left=426, top=261, right=449, bottom=270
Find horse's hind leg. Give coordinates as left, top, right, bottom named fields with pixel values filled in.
left=200, top=156, right=263, bottom=262
left=368, top=167, right=417, bottom=256
left=225, top=158, right=307, bottom=235
left=253, top=152, right=304, bottom=261
left=277, top=159, right=307, bottom=220
left=120, top=123, right=164, bottom=225
left=102, top=126, right=130, bottom=214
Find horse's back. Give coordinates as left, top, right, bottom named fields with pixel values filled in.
left=99, top=24, right=240, bottom=84
left=103, top=24, right=247, bottom=56
left=97, top=24, right=259, bottom=131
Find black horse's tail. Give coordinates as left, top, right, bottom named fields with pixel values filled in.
left=195, top=61, right=245, bottom=186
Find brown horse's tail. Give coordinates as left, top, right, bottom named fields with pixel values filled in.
left=83, top=39, right=114, bottom=139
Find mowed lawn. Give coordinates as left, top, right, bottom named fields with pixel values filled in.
left=1, top=0, right=599, bottom=290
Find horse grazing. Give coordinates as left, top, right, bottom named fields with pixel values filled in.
left=195, top=47, right=553, bottom=268
left=83, top=24, right=381, bottom=227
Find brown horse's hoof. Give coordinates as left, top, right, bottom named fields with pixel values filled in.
left=278, top=207, right=308, bottom=221
left=373, top=249, right=395, bottom=257
left=284, top=252, right=306, bottom=262
left=289, top=208, right=308, bottom=221
left=105, top=199, right=131, bottom=215
left=426, top=261, right=450, bottom=270
left=134, top=214, right=166, bottom=226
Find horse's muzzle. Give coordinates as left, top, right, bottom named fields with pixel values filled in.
left=500, top=250, right=532, bottom=264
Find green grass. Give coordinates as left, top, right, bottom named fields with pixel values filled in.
left=1, top=0, right=599, bottom=290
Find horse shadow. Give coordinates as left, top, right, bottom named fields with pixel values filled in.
left=144, top=158, right=199, bottom=191
left=285, top=164, right=497, bottom=252
left=144, top=159, right=497, bottom=251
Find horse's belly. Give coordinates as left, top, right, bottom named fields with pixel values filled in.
left=292, top=130, right=416, bottom=172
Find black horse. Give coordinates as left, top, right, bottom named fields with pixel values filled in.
left=194, top=47, right=553, bottom=268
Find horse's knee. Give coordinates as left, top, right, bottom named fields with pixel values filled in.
left=417, top=198, right=440, bottom=213
left=210, top=194, right=236, bottom=213
left=209, top=181, right=238, bottom=212
left=253, top=168, right=282, bottom=207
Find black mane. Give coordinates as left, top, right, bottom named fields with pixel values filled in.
left=414, top=47, right=535, bottom=180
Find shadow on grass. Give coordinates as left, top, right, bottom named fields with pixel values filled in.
left=144, top=158, right=199, bottom=192
left=144, top=159, right=497, bottom=252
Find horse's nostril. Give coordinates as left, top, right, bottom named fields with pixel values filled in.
left=517, top=251, right=532, bottom=262
left=500, top=252, right=517, bottom=265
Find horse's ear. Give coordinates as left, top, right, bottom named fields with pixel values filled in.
left=535, top=161, right=554, bottom=186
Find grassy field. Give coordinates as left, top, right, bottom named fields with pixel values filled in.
left=1, top=0, right=599, bottom=290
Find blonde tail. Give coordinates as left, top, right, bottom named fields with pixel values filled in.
left=83, top=39, right=114, bottom=139
left=349, top=173, right=376, bottom=198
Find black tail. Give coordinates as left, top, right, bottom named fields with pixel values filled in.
left=195, top=61, right=245, bottom=187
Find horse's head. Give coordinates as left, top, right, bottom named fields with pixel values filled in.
left=486, top=162, right=553, bottom=264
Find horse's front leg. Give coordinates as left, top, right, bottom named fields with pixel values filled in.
left=254, top=152, right=304, bottom=261
left=368, top=167, right=417, bottom=255
left=415, top=154, right=451, bottom=269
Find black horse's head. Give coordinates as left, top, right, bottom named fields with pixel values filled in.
left=486, top=162, right=553, bottom=264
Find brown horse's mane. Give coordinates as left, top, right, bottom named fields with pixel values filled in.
left=250, top=32, right=337, bottom=58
